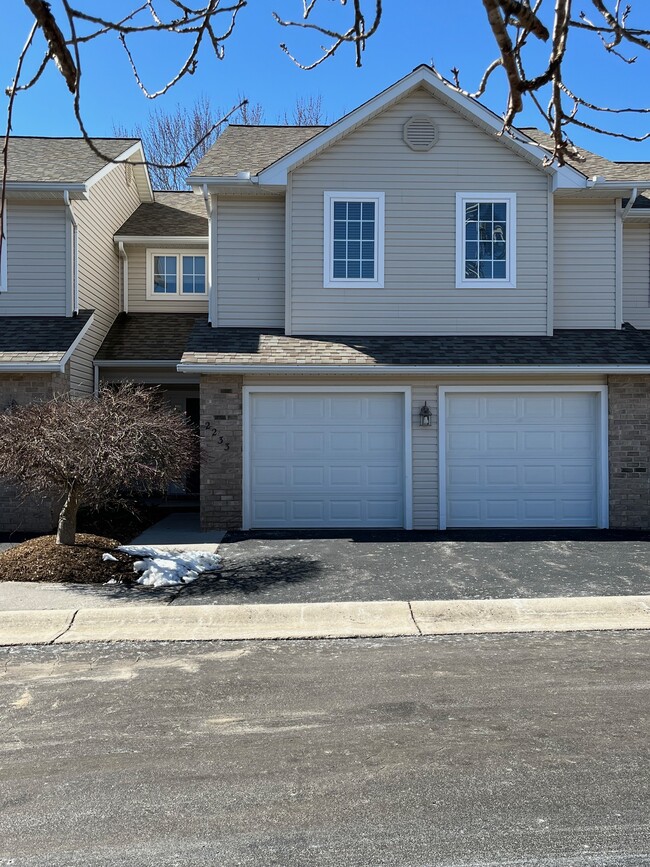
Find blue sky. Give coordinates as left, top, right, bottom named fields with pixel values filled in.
left=1, top=0, right=649, bottom=161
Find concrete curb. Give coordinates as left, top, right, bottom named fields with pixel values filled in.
left=1, top=595, right=650, bottom=646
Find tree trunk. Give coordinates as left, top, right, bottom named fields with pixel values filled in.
left=56, top=485, right=81, bottom=546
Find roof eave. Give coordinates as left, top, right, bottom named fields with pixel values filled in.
left=113, top=235, right=209, bottom=244
left=176, top=362, right=650, bottom=375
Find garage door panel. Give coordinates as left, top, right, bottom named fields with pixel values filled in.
left=445, top=391, right=600, bottom=528
left=249, top=392, right=405, bottom=528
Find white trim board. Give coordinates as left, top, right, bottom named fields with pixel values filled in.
left=438, top=385, right=609, bottom=531
left=242, top=385, right=413, bottom=531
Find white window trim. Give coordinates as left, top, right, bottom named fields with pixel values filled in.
left=146, top=249, right=207, bottom=300
left=0, top=207, right=7, bottom=292
left=242, top=385, right=412, bottom=531
left=323, top=191, right=385, bottom=289
left=438, top=385, right=609, bottom=531
left=455, top=192, right=517, bottom=289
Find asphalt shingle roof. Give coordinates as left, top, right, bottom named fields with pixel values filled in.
left=180, top=325, right=650, bottom=367
left=0, top=310, right=93, bottom=365
left=96, top=313, right=204, bottom=362
left=115, top=191, right=208, bottom=237
left=190, top=125, right=326, bottom=178
left=522, top=128, right=650, bottom=184
left=6, top=137, right=139, bottom=184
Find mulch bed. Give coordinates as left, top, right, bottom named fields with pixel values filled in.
left=0, top=534, right=137, bottom=584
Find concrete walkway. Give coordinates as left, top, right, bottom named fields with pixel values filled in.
left=1, top=595, right=650, bottom=645
left=129, top=512, right=225, bottom=552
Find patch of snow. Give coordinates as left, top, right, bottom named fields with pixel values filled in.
left=115, top=545, right=222, bottom=588
left=102, top=553, right=118, bottom=562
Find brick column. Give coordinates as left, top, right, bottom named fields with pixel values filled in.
left=200, top=375, right=243, bottom=530
left=608, top=375, right=650, bottom=529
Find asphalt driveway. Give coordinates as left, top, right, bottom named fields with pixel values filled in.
left=173, top=527, right=650, bottom=605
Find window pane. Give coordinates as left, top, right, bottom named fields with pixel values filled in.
left=333, top=202, right=347, bottom=220
left=493, top=241, right=506, bottom=260
left=465, top=261, right=479, bottom=279
left=479, top=261, right=493, bottom=278
left=362, top=201, right=375, bottom=220
left=333, top=260, right=346, bottom=278
left=479, top=241, right=492, bottom=259
left=347, top=260, right=361, bottom=278
left=479, top=202, right=493, bottom=220
left=348, top=221, right=361, bottom=240
left=466, top=242, right=478, bottom=259
left=361, top=241, right=374, bottom=259
left=465, top=221, right=477, bottom=241
left=348, top=201, right=361, bottom=220
left=493, top=222, right=506, bottom=241
left=333, top=221, right=346, bottom=240
left=493, top=202, right=507, bottom=221
left=194, top=275, right=206, bottom=294
left=181, top=255, right=206, bottom=294
left=465, top=202, right=479, bottom=221
left=361, top=221, right=375, bottom=240
left=348, top=241, right=361, bottom=259
left=361, top=260, right=375, bottom=279
left=479, top=222, right=492, bottom=240
left=493, top=261, right=506, bottom=279
left=333, top=241, right=346, bottom=259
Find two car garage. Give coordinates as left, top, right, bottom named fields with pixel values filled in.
left=244, top=386, right=607, bottom=530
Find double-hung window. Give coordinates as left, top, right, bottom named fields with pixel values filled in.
left=147, top=251, right=207, bottom=299
left=324, top=192, right=384, bottom=288
left=456, top=193, right=516, bottom=289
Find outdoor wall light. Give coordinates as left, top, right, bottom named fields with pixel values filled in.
left=419, top=401, right=432, bottom=427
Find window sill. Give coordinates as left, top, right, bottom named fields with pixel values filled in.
left=323, top=279, right=384, bottom=290
left=455, top=280, right=517, bottom=290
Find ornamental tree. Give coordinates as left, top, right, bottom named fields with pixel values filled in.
left=0, top=384, right=196, bottom=545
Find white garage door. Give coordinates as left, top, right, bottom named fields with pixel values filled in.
left=248, top=392, right=405, bottom=528
left=444, top=391, right=600, bottom=528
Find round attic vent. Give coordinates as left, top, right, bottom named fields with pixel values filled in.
left=403, top=114, right=438, bottom=152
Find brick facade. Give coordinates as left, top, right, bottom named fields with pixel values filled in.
left=200, top=375, right=243, bottom=530
left=0, top=372, right=68, bottom=534
left=608, top=375, right=650, bottom=529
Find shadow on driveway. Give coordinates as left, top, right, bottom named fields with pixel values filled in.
left=170, top=527, right=650, bottom=605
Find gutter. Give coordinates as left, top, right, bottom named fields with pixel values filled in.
left=113, top=235, right=209, bottom=244
left=93, top=359, right=180, bottom=368
left=0, top=363, right=62, bottom=372
left=176, top=363, right=650, bottom=375
left=63, top=191, right=79, bottom=314
left=118, top=242, right=129, bottom=313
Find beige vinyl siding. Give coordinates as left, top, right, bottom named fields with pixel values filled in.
left=68, top=163, right=141, bottom=394
left=125, top=245, right=209, bottom=313
left=288, top=87, right=549, bottom=336
left=1, top=203, right=68, bottom=315
left=216, top=197, right=285, bottom=327
left=243, top=374, right=604, bottom=529
left=554, top=199, right=617, bottom=328
left=622, top=222, right=650, bottom=328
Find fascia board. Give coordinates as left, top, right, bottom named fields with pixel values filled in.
left=113, top=235, right=209, bottom=244
left=176, top=363, right=650, bottom=375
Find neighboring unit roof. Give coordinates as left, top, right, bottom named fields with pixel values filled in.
left=180, top=325, right=650, bottom=368
left=190, top=125, right=325, bottom=178
left=6, top=137, right=139, bottom=184
left=96, top=313, right=205, bottom=362
left=0, top=310, right=93, bottom=365
left=521, top=128, right=650, bottom=184
left=115, top=191, right=208, bottom=238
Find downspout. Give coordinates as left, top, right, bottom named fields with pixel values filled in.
left=63, top=190, right=79, bottom=314
left=202, top=184, right=215, bottom=326
left=118, top=241, right=129, bottom=313
left=93, top=362, right=100, bottom=396
left=622, top=188, right=639, bottom=219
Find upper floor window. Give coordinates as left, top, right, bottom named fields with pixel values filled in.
left=455, top=193, right=516, bottom=289
left=324, top=192, right=385, bottom=289
left=147, top=250, right=206, bottom=299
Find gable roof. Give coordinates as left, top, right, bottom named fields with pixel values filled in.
left=190, top=125, right=325, bottom=179
left=6, top=137, right=140, bottom=184
left=115, top=191, right=208, bottom=238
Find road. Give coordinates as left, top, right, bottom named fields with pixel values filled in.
left=1, top=632, right=649, bottom=866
